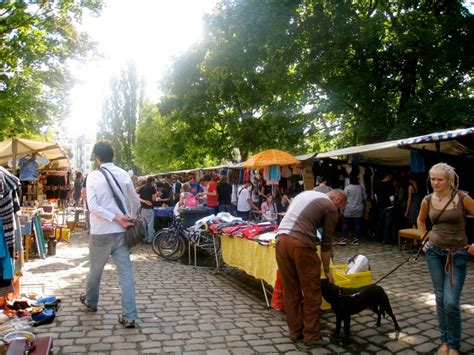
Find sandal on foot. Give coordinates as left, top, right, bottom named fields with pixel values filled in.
left=79, top=294, right=97, bottom=312
left=118, top=315, right=135, bottom=328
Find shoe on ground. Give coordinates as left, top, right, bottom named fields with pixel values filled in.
left=303, top=335, right=330, bottom=347
left=289, top=334, right=303, bottom=342
left=118, top=315, right=136, bottom=328
left=352, top=238, right=359, bottom=245
left=79, top=294, right=97, bottom=312
left=338, top=238, right=347, bottom=246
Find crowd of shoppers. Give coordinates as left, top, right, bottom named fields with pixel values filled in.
left=78, top=141, right=473, bottom=351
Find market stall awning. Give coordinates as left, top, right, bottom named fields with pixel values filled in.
left=398, top=127, right=474, bottom=157
left=315, top=127, right=474, bottom=166
left=295, top=152, right=317, bottom=161
left=0, top=137, right=70, bottom=170
left=316, top=139, right=409, bottom=166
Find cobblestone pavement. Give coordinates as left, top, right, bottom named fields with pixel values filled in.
left=21, top=231, right=474, bottom=354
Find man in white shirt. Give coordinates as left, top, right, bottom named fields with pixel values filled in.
left=236, top=180, right=258, bottom=220
left=81, top=140, right=140, bottom=328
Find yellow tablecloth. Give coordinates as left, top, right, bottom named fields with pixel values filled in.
left=220, top=234, right=371, bottom=290
left=221, top=235, right=278, bottom=287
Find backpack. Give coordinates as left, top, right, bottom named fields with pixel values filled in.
left=184, top=192, right=197, bottom=207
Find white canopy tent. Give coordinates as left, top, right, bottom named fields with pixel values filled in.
left=0, top=137, right=70, bottom=171
left=316, top=139, right=406, bottom=166
left=316, top=127, right=474, bottom=166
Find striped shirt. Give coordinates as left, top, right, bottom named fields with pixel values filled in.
left=0, top=166, right=21, bottom=247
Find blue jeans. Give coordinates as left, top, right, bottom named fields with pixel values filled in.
left=426, top=244, right=468, bottom=350
left=85, top=233, right=137, bottom=321
left=236, top=210, right=250, bottom=220
left=376, top=206, right=394, bottom=243
left=140, top=208, right=155, bottom=242
left=218, top=204, right=231, bottom=213
left=342, top=216, right=361, bottom=240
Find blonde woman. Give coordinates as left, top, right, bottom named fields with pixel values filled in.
left=418, top=163, right=474, bottom=355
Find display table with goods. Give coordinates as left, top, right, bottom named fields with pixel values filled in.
left=220, top=233, right=372, bottom=310
left=0, top=294, right=59, bottom=354
left=19, top=207, right=65, bottom=260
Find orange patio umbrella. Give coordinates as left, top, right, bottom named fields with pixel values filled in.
left=242, top=149, right=300, bottom=169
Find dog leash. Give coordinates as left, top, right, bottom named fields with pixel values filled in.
left=373, top=190, right=456, bottom=285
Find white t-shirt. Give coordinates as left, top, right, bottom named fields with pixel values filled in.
left=237, top=186, right=251, bottom=212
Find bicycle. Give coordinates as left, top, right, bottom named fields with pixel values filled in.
left=152, top=217, right=187, bottom=261
left=152, top=216, right=221, bottom=266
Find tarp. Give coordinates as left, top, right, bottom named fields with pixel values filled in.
left=399, top=127, right=474, bottom=157
left=316, top=127, right=474, bottom=166
left=316, top=139, right=408, bottom=166
left=0, top=137, right=70, bottom=170
left=295, top=152, right=317, bottom=161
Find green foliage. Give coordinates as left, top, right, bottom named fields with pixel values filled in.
left=0, top=0, right=103, bottom=140
left=133, top=103, right=169, bottom=173
left=296, top=0, right=474, bottom=144
left=151, top=0, right=473, bottom=170
left=158, top=0, right=311, bottom=166
left=98, top=60, right=143, bottom=173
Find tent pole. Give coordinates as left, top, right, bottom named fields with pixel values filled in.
left=12, top=137, right=17, bottom=174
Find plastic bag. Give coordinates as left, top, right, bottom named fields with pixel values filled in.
left=346, top=254, right=370, bottom=274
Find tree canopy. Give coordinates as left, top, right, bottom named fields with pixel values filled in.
left=0, top=0, right=103, bottom=140
left=134, top=0, right=473, bottom=173
left=98, top=60, right=144, bottom=174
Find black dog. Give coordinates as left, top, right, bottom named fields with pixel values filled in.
left=321, top=279, right=401, bottom=340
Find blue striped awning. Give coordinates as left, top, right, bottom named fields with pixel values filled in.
left=399, top=127, right=474, bottom=146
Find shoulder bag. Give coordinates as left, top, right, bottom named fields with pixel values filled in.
left=99, top=168, right=147, bottom=249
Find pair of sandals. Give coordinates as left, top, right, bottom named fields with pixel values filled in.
left=79, top=294, right=136, bottom=328
left=79, top=294, right=97, bottom=312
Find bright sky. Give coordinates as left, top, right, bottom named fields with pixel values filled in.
left=64, top=0, right=217, bottom=138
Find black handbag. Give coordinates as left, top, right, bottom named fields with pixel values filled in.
left=99, top=168, right=147, bottom=249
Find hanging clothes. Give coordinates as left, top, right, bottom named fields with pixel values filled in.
left=19, top=157, right=39, bottom=181
left=0, top=219, right=13, bottom=281
left=410, top=151, right=426, bottom=173
left=0, top=168, right=18, bottom=296
left=263, top=166, right=269, bottom=181
left=267, top=165, right=281, bottom=185
left=0, top=167, right=21, bottom=248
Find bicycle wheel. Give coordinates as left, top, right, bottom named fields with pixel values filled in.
left=152, top=230, right=171, bottom=256
left=153, top=230, right=178, bottom=259
left=155, top=229, right=186, bottom=261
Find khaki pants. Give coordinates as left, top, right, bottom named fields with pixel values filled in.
left=275, top=235, right=322, bottom=342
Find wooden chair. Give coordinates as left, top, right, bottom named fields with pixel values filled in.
left=398, top=228, right=422, bottom=251
left=23, top=234, right=36, bottom=261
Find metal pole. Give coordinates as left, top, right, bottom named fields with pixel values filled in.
left=261, top=280, right=270, bottom=308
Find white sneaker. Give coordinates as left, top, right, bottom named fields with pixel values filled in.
left=338, top=238, right=347, bottom=246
